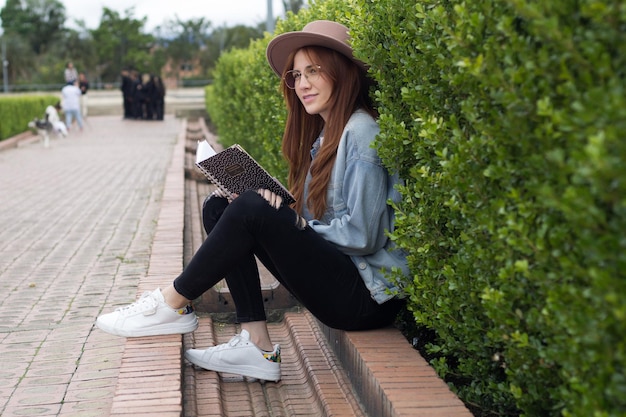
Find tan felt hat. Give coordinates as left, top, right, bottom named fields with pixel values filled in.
left=266, top=20, right=367, bottom=77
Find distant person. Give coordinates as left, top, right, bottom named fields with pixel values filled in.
left=151, top=75, right=166, bottom=120
left=78, top=72, right=89, bottom=118
left=64, top=62, right=78, bottom=84
left=126, top=70, right=141, bottom=119
left=120, top=69, right=133, bottom=119
left=140, top=73, right=153, bottom=120
left=131, top=70, right=143, bottom=119
left=61, top=81, right=83, bottom=132
left=45, top=101, right=68, bottom=137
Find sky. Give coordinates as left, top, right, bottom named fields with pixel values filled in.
left=2, top=0, right=292, bottom=32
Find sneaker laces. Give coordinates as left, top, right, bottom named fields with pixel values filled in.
left=227, top=333, right=247, bottom=348
left=221, top=333, right=281, bottom=363
left=115, top=291, right=159, bottom=316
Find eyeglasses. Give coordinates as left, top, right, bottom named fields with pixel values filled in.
left=283, top=65, right=322, bottom=89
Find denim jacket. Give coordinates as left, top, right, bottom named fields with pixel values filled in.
left=302, top=110, right=409, bottom=304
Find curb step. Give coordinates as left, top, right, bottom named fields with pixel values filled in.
left=321, top=324, right=473, bottom=417
left=183, top=312, right=366, bottom=416
left=109, top=118, right=189, bottom=417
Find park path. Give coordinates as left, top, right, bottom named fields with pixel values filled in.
left=0, top=115, right=182, bottom=416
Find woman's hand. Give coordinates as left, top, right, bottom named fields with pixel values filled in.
left=210, top=188, right=236, bottom=202
left=257, top=188, right=307, bottom=229
left=257, top=188, right=283, bottom=209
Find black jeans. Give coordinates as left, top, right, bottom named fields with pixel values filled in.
left=173, top=190, right=403, bottom=331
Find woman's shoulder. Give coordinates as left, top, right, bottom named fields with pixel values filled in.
left=343, top=110, right=380, bottom=146
left=340, top=110, right=382, bottom=162
left=345, top=109, right=378, bottom=131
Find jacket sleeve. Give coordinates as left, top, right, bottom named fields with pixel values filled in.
left=312, top=161, right=391, bottom=256
left=308, top=125, right=393, bottom=256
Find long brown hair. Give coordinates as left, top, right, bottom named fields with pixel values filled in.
left=280, top=46, right=376, bottom=218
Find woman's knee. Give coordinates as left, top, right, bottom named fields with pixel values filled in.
left=202, top=191, right=265, bottom=233
left=228, top=190, right=268, bottom=214
left=202, top=194, right=229, bottom=234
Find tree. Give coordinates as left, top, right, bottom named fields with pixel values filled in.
left=282, top=0, right=307, bottom=14
left=90, top=7, right=155, bottom=82
left=0, top=0, right=66, bottom=54
left=200, top=25, right=264, bottom=76
left=56, top=25, right=98, bottom=85
left=154, top=18, right=264, bottom=80
left=0, top=33, right=36, bottom=86
left=158, top=17, right=212, bottom=77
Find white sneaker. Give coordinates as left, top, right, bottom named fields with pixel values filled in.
left=96, top=288, right=198, bottom=337
left=185, top=330, right=281, bottom=382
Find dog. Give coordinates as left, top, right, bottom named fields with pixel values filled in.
left=28, top=105, right=69, bottom=147
left=28, top=118, right=54, bottom=148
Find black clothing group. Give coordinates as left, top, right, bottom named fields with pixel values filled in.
left=121, top=71, right=166, bottom=120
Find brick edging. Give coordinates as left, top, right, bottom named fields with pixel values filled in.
left=109, top=119, right=188, bottom=416
left=0, top=131, right=39, bottom=152
left=319, top=323, right=473, bottom=417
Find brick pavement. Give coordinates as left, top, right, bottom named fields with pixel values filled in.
left=0, top=116, right=183, bottom=417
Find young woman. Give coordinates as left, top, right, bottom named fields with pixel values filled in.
left=96, top=20, right=408, bottom=382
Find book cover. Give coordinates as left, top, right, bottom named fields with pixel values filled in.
left=195, top=141, right=295, bottom=205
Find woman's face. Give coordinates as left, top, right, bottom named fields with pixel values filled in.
left=292, top=50, right=333, bottom=122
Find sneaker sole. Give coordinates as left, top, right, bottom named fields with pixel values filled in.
left=184, top=351, right=281, bottom=382
left=96, top=317, right=199, bottom=338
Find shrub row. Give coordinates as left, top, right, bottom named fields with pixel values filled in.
left=0, top=95, right=58, bottom=140
left=210, top=1, right=625, bottom=415
left=357, top=1, right=625, bottom=416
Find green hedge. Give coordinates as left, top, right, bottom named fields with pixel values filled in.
left=357, top=0, right=625, bottom=416
left=0, top=95, right=59, bottom=140
left=205, top=41, right=287, bottom=180
left=205, top=0, right=625, bottom=415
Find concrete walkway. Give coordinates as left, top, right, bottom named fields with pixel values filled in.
left=0, top=115, right=183, bottom=416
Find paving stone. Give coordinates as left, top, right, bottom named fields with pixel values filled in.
left=0, top=114, right=182, bottom=417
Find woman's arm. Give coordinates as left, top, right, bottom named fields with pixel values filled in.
left=309, top=158, right=391, bottom=256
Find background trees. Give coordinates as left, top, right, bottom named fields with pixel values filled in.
left=0, top=0, right=306, bottom=90
left=1, top=0, right=66, bottom=54
left=1, top=0, right=67, bottom=85
left=90, top=8, right=156, bottom=83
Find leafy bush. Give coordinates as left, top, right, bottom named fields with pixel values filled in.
left=356, top=0, right=626, bottom=415
left=206, top=0, right=626, bottom=415
left=0, top=95, right=58, bottom=140
left=205, top=33, right=288, bottom=181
